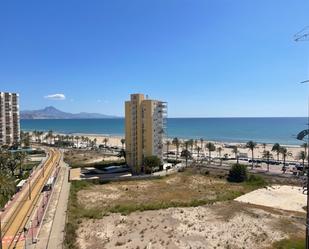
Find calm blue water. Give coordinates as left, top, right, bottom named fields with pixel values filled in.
left=21, top=118, right=307, bottom=145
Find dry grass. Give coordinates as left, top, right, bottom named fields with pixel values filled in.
left=64, top=149, right=123, bottom=168
left=65, top=169, right=305, bottom=249
left=77, top=169, right=248, bottom=213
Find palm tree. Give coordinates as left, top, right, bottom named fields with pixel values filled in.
left=188, top=139, right=194, bottom=153
left=200, top=138, right=204, bottom=149
left=181, top=141, right=191, bottom=167
left=47, top=130, right=53, bottom=145
left=263, top=150, right=272, bottom=172
left=298, top=151, right=306, bottom=169
left=38, top=131, right=44, bottom=143
left=197, top=146, right=201, bottom=160
left=32, top=130, right=38, bottom=142
left=166, top=140, right=171, bottom=160
left=205, top=142, right=216, bottom=164
left=103, top=138, right=109, bottom=147
left=301, top=143, right=308, bottom=167
left=272, top=143, right=281, bottom=162
left=75, top=136, right=80, bottom=148
left=121, top=138, right=125, bottom=149
left=232, top=146, right=239, bottom=164
left=280, top=147, right=292, bottom=167
left=172, top=137, right=180, bottom=161
left=15, top=152, right=26, bottom=177
left=217, top=147, right=223, bottom=166
left=246, top=141, right=257, bottom=169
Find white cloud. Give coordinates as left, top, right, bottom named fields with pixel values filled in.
left=44, top=93, right=66, bottom=100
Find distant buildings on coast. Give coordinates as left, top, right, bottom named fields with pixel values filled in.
left=0, top=92, right=20, bottom=146
left=125, top=94, right=167, bottom=173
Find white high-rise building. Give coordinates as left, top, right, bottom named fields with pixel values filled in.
left=0, top=92, right=20, bottom=146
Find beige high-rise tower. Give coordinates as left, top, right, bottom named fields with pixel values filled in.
left=125, top=94, right=167, bottom=173
left=0, top=92, right=20, bottom=146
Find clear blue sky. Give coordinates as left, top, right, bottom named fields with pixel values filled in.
left=1, top=0, right=309, bottom=117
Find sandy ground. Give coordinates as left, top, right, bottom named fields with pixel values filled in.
left=76, top=201, right=304, bottom=249
left=34, top=132, right=304, bottom=163
left=236, top=185, right=306, bottom=213
left=64, top=149, right=122, bottom=167
left=87, top=135, right=303, bottom=161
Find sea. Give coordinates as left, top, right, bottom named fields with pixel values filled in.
left=20, top=118, right=308, bottom=146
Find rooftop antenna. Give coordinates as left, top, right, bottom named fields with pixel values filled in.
left=295, top=26, right=309, bottom=249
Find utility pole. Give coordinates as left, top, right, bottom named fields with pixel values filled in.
left=295, top=26, right=309, bottom=249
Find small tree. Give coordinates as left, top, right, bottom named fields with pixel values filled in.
left=143, top=156, right=161, bottom=174
left=227, top=164, right=248, bottom=182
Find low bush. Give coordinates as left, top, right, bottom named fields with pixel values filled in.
left=272, top=238, right=305, bottom=249
left=227, top=164, right=248, bottom=182
left=245, top=174, right=267, bottom=188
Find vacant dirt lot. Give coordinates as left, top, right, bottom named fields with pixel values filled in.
left=67, top=170, right=305, bottom=249
left=64, top=149, right=121, bottom=167
left=77, top=171, right=247, bottom=211
left=77, top=201, right=305, bottom=249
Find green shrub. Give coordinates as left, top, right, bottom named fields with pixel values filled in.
left=246, top=174, right=267, bottom=187
left=227, top=164, right=248, bottom=182
left=272, top=238, right=305, bottom=249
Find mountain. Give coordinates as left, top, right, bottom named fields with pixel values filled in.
left=20, top=106, right=119, bottom=119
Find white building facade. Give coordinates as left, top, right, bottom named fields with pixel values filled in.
left=0, top=92, right=20, bottom=146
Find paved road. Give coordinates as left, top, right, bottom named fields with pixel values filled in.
left=32, top=157, right=70, bottom=249
left=1, top=148, right=61, bottom=249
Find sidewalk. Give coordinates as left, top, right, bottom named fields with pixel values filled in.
left=29, top=160, right=70, bottom=249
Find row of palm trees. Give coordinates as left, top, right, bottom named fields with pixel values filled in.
left=28, top=130, right=127, bottom=150
left=166, top=138, right=305, bottom=170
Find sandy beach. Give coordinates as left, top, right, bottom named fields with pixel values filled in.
left=59, top=133, right=305, bottom=163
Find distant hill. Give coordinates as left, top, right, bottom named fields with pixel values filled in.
left=21, top=106, right=119, bottom=119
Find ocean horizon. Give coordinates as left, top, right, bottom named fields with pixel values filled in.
left=20, top=117, right=308, bottom=146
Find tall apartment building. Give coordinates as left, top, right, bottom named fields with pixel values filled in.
left=125, top=94, right=167, bottom=173
left=0, top=92, right=20, bottom=146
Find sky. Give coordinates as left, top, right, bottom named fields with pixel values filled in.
left=1, top=0, right=309, bottom=117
